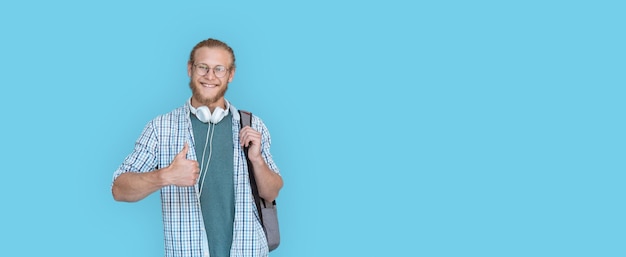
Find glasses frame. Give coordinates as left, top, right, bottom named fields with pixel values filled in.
left=192, top=63, right=230, bottom=78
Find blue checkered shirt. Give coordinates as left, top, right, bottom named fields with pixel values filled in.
left=113, top=101, right=280, bottom=257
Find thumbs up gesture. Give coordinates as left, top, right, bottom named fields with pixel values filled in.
left=163, top=142, right=200, bottom=187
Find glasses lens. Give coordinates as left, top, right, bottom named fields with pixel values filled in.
left=194, top=64, right=228, bottom=77
left=214, top=66, right=226, bottom=78
left=195, top=64, right=209, bottom=76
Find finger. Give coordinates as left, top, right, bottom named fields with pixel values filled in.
left=240, top=127, right=260, bottom=147
left=242, top=135, right=259, bottom=148
left=239, top=126, right=248, bottom=136
left=176, top=142, right=189, bottom=159
left=241, top=134, right=255, bottom=147
left=241, top=137, right=251, bottom=147
left=193, top=161, right=200, bottom=173
left=239, top=128, right=249, bottom=146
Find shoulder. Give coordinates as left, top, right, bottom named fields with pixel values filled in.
left=146, top=104, right=188, bottom=129
left=227, top=101, right=270, bottom=131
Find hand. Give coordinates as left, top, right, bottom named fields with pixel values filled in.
left=163, top=142, right=200, bottom=187
left=239, top=126, right=263, bottom=163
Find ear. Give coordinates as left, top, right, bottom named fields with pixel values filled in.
left=228, top=67, right=236, bottom=83
left=187, top=62, right=193, bottom=77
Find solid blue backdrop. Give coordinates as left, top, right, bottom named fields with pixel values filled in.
left=0, top=0, right=624, bottom=256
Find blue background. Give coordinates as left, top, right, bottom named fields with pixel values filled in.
left=1, top=0, right=624, bottom=256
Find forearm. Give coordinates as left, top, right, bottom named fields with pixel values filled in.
left=250, top=158, right=283, bottom=203
left=112, top=169, right=167, bottom=202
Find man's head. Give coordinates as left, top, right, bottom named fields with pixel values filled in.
left=187, top=38, right=236, bottom=109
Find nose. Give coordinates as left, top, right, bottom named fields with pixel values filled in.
left=204, top=68, right=216, bottom=79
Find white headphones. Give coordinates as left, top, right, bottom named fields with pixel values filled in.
left=188, top=99, right=231, bottom=197
left=189, top=99, right=230, bottom=124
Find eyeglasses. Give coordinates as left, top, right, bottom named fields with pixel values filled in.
left=193, top=63, right=230, bottom=78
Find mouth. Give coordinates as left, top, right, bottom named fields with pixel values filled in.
left=200, top=82, right=218, bottom=88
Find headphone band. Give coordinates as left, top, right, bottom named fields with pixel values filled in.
left=188, top=98, right=230, bottom=124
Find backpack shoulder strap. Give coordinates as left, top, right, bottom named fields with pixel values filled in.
left=238, top=110, right=266, bottom=223
left=239, top=110, right=252, bottom=128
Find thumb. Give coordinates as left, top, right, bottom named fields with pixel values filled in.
left=176, top=142, right=189, bottom=159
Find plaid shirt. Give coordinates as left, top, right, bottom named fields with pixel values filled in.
left=113, top=100, right=280, bottom=257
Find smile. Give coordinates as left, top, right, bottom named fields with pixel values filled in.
left=201, top=83, right=217, bottom=88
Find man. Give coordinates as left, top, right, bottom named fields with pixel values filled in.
left=112, top=38, right=283, bottom=257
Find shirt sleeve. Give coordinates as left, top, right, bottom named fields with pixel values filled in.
left=253, top=115, right=280, bottom=176
left=111, top=120, right=160, bottom=184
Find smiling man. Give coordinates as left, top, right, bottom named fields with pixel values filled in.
left=112, top=38, right=283, bottom=257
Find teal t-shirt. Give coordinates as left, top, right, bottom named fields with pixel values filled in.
left=191, top=112, right=235, bottom=257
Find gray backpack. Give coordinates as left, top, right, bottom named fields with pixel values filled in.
left=239, top=110, right=281, bottom=251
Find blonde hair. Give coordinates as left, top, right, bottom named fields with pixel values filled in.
left=188, top=38, right=236, bottom=69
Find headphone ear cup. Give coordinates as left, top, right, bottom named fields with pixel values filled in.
left=196, top=106, right=211, bottom=123
left=210, top=107, right=226, bottom=124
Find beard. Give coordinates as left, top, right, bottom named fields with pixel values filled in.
left=189, top=80, right=229, bottom=106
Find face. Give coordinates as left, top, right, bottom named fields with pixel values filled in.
left=187, top=47, right=235, bottom=109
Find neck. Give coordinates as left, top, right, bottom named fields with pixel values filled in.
left=190, top=97, right=227, bottom=112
